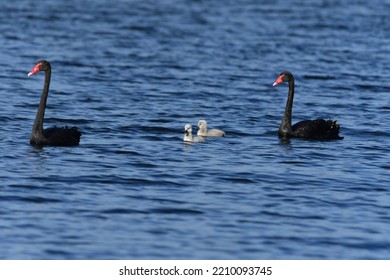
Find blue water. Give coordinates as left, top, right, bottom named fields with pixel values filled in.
left=1, top=0, right=389, bottom=259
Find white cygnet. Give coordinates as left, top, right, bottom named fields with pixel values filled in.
left=183, top=124, right=205, bottom=143
left=197, top=120, right=225, bottom=137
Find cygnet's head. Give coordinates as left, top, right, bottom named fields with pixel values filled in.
left=184, top=124, right=192, bottom=136
left=183, top=124, right=193, bottom=142
left=198, top=120, right=208, bottom=131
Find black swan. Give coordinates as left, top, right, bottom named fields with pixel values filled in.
left=28, top=60, right=81, bottom=146
left=272, top=71, right=343, bottom=140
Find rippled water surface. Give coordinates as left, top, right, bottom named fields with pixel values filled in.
left=1, top=0, right=389, bottom=259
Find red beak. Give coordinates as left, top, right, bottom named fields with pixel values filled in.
left=28, top=63, right=42, bottom=77
left=272, top=75, right=284, bottom=87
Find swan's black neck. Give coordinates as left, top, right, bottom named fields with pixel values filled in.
left=31, top=67, right=51, bottom=141
left=279, top=77, right=294, bottom=137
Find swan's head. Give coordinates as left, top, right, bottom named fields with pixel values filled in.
left=184, top=124, right=192, bottom=136
left=273, top=71, right=294, bottom=87
left=198, top=120, right=208, bottom=131
left=28, top=60, right=51, bottom=77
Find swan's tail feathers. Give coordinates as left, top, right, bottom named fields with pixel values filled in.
left=326, top=120, right=343, bottom=140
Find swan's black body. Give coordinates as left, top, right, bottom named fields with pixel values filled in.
left=28, top=60, right=81, bottom=146
left=273, top=71, right=343, bottom=140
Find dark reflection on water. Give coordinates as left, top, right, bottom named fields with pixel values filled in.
left=0, top=0, right=389, bottom=259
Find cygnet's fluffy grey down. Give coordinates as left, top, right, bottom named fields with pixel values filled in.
left=183, top=124, right=205, bottom=143
left=197, top=120, right=225, bottom=137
